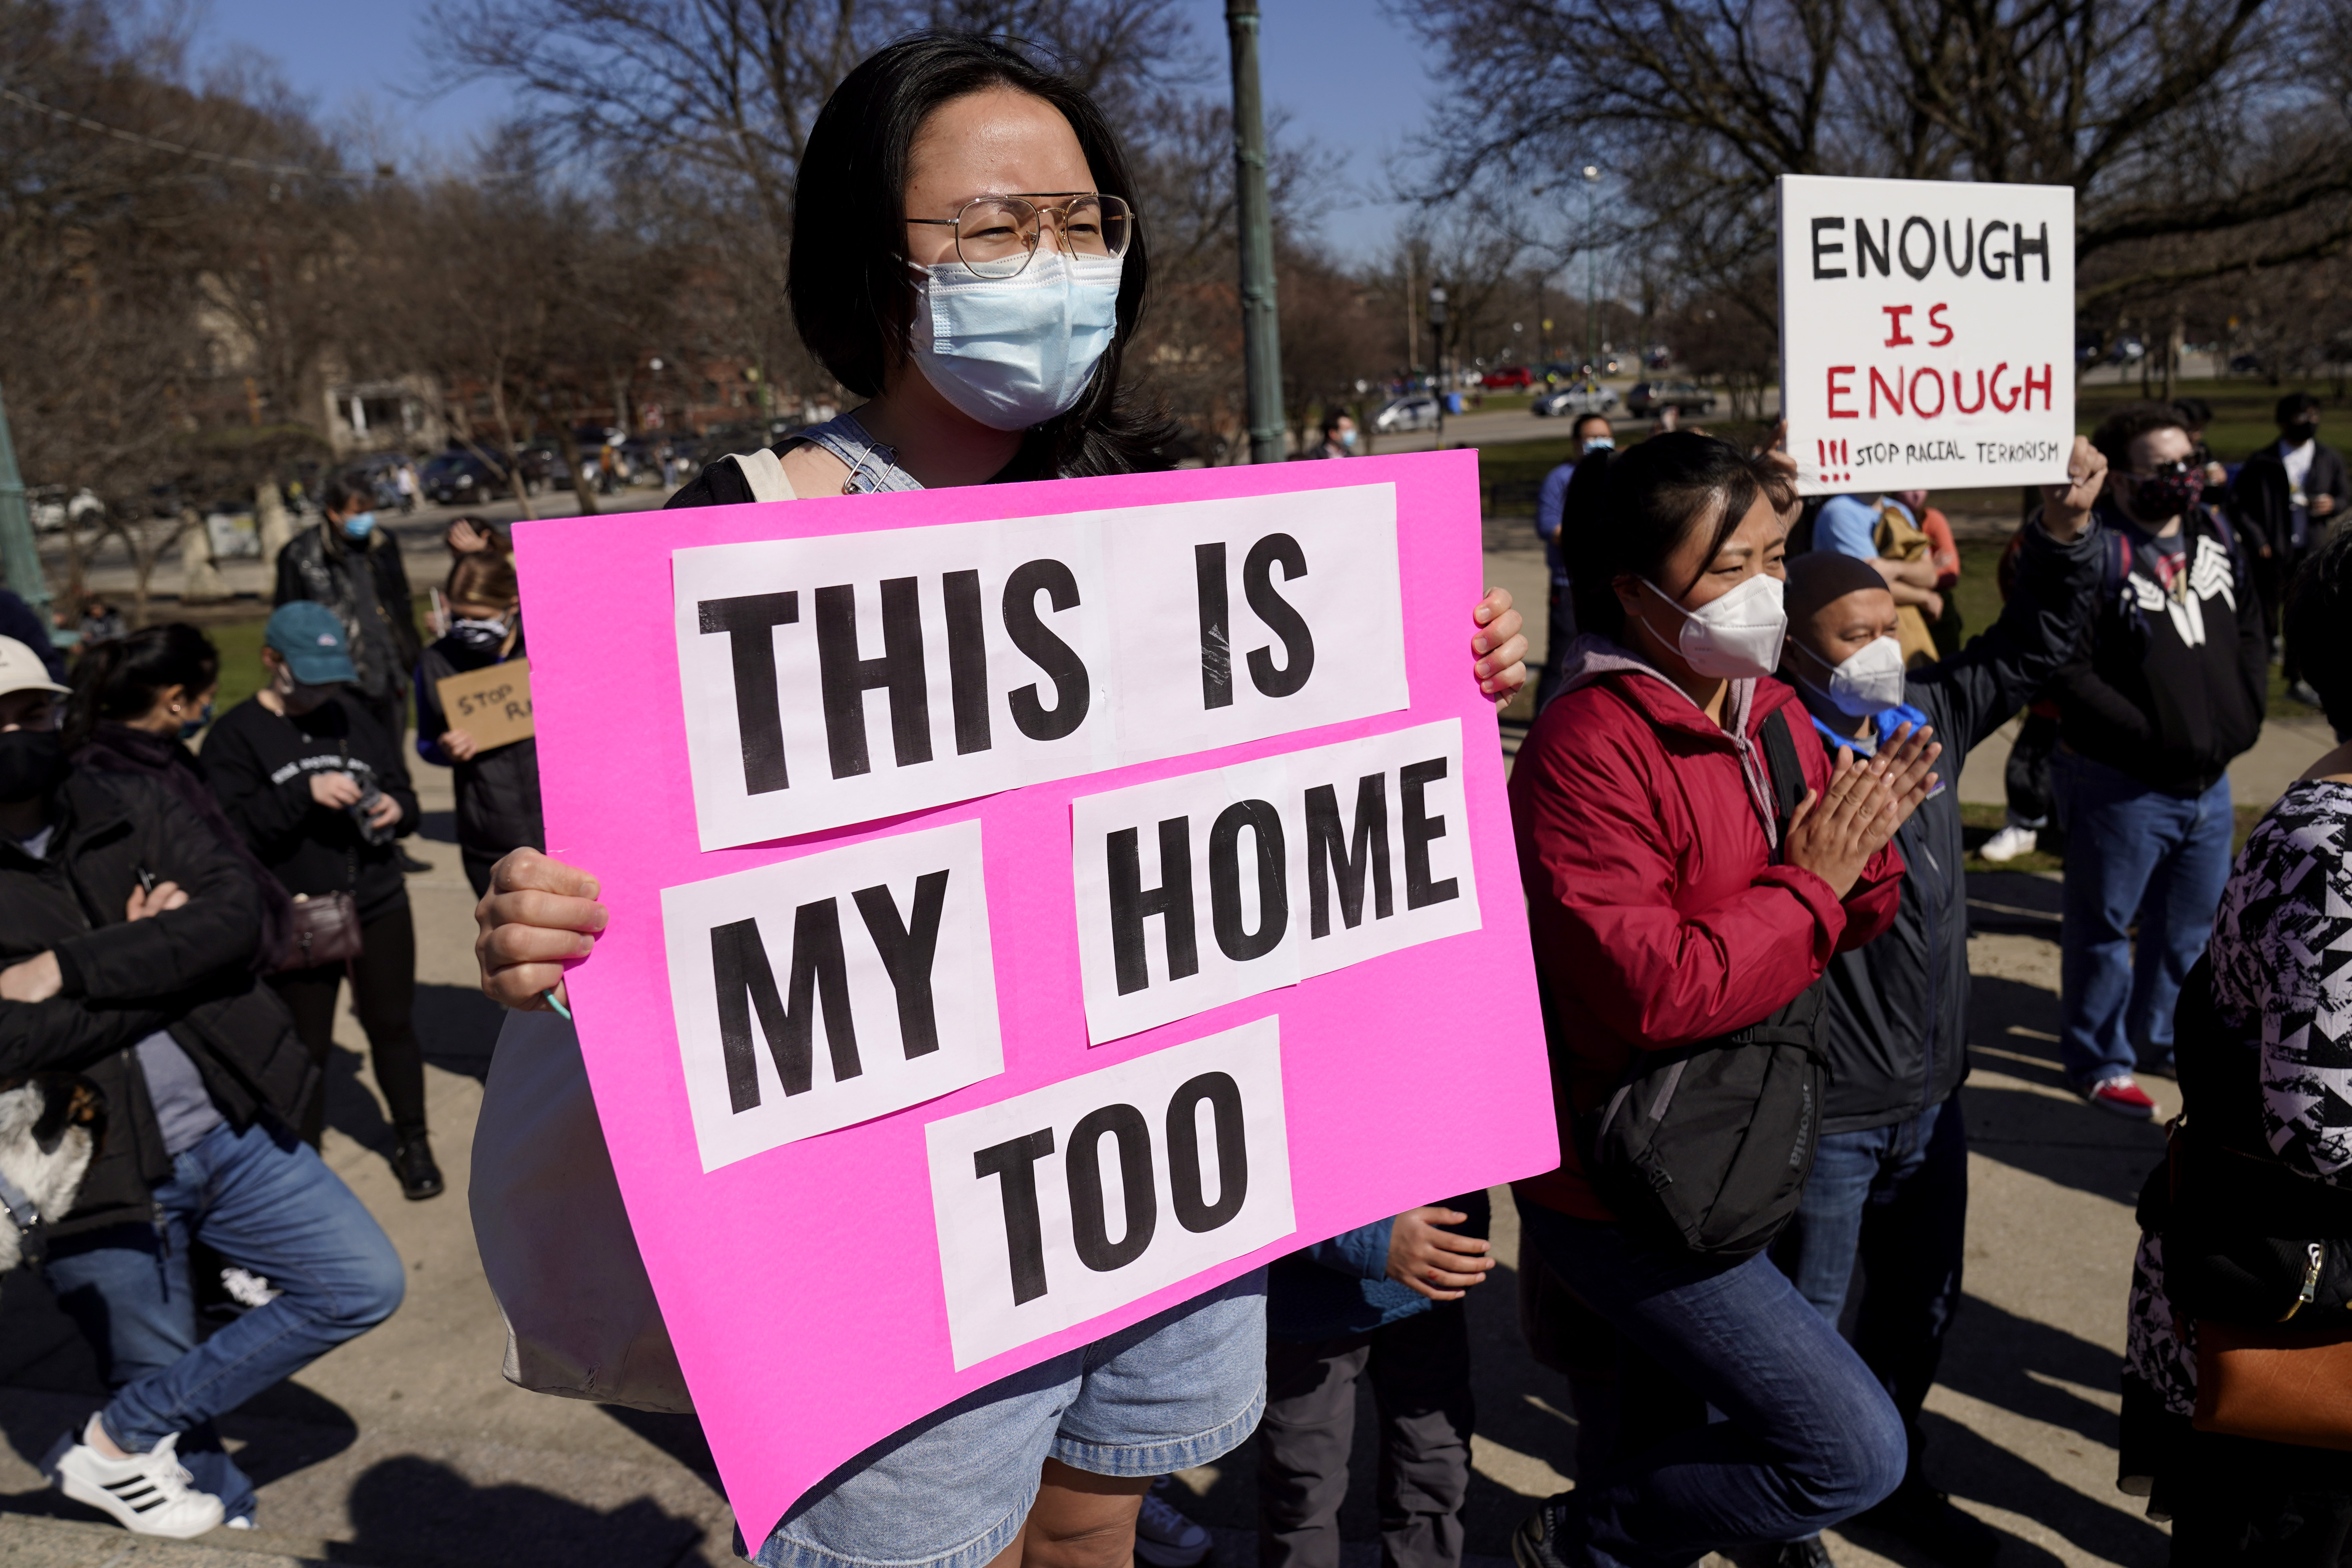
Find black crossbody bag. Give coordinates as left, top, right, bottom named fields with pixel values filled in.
left=1546, top=708, right=1831, bottom=1260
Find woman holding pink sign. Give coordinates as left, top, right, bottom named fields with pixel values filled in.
left=471, top=33, right=1531, bottom=1568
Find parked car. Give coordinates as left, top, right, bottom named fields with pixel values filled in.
left=27, top=485, right=102, bottom=534
left=1532, top=382, right=1621, bottom=417
left=420, top=450, right=520, bottom=505
left=2228, top=353, right=2267, bottom=375
left=1480, top=365, right=1535, bottom=391
left=1626, top=380, right=1717, bottom=417
left=2106, top=337, right=2146, bottom=365
left=1373, top=395, right=1441, bottom=433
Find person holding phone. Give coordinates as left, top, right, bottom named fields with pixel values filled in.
left=203, top=604, right=437, bottom=1198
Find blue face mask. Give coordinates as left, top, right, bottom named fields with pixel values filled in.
left=342, top=510, right=377, bottom=541
left=1583, top=435, right=1615, bottom=451
left=910, top=251, right=1123, bottom=430
left=1339, top=429, right=1358, bottom=449
left=178, top=697, right=214, bottom=741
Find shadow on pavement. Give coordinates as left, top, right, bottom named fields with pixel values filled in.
left=416, top=984, right=505, bottom=1082
left=341, top=1453, right=721, bottom=1567
left=603, top=1407, right=719, bottom=1478
left=1963, top=977, right=2167, bottom=1209
left=1926, top=1294, right=2170, bottom=1566
left=1965, top=870, right=2065, bottom=937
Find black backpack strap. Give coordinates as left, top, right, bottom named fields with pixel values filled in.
left=1758, top=709, right=1808, bottom=854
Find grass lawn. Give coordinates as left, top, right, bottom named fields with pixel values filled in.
left=189, top=596, right=436, bottom=718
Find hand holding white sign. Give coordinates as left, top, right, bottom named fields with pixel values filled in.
left=1778, top=174, right=2075, bottom=495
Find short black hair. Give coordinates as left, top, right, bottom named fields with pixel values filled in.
left=2090, top=402, right=2186, bottom=471
left=789, top=32, right=1169, bottom=479
left=2171, top=396, right=2213, bottom=430
left=318, top=472, right=368, bottom=517
left=1571, top=411, right=1612, bottom=442
left=1320, top=409, right=1354, bottom=438
left=1564, top=431, right=1771, bottom=642
left=2278, top=392, right=2322, bottom=425
left=2288, top=527, right=2352, bottom=734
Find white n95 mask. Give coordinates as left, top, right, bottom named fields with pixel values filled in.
left=911, top=250, right=1123, bottom=430
left=1801, top=634, right=1909, bottom=717
left=1640, top=571, right=1787, bottom=681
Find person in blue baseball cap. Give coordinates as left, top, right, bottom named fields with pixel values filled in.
left=203, top=602, right=441, bottom=1200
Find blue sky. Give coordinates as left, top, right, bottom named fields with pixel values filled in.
left=191, top=0, right=1438, bottom=255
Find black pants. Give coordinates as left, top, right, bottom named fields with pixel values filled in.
left=1258, top=1304, right=1474, bottom=1568
left=268, top=900, right=426, bottom=1142
left=462, top=847, right=502, bottom=900
left=2005, top=709, right=2060, bottom=828
left=355, top=684, right=412, bottom=789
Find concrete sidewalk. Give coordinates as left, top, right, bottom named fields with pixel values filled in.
left=1, top=548, right=2182, bottom=1567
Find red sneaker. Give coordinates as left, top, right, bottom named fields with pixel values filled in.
left=2085, top=1074, right=2158, bottom=1120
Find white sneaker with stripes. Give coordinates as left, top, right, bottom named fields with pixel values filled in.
left=53, top=1422, right=224, bottom=1538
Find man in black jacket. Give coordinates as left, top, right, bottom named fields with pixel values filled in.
left=2230, top=391, right=2349, bottom=697
left=0, top=637, right=403, bottom=1539
left=2051, top=404, right=2269, bottom=1118
left=274, top=473, right=421, bottom=797
left=1770, top=441, right=2107, bottom=1568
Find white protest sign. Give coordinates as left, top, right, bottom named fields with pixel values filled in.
left=1778, top=175, right=2075, bottom=496
left=1070, top=720, right=1481, bottom=1044
left=925, top=1014, right=1294, bottom=1370
left=659, top=819, right=1003, bottom=1171
left=672, top=485, right=1408, bottom=850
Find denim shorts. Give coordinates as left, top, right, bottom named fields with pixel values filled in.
left=753, top=1269, right=1267, bottom=1568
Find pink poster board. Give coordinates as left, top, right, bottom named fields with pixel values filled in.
left=513, top=450, right=1558, bottom=1544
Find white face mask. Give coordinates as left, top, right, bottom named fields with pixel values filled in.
left=1639, top=571, right=1787, bottom=681
left=1797, top=633, right=1908, bottom=716
left=910, top=250, right=1123, bottom=430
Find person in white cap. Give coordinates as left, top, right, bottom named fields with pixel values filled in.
left=0, top=636, right=405, bottom=1539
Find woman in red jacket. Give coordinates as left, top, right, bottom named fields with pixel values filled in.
left=1508, top=433, right=1936, bottom=1568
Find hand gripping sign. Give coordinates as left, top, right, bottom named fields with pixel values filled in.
left=1778, top=174, right=2075, bottom=496
left=513, top=451, right=1556, bottom=1546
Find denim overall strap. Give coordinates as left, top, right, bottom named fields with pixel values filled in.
left=789, top=411, right=925, bottom=494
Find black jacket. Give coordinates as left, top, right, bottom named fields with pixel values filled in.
left=202, top=694, right=419, bottom=925
left=274, top=524, right=420, bottom=702
left=1807, top=516, right=2104, bottom=1133
left=2048, top=503, right=2267, bottom=796
left=0, top=770, right=314, bottom=1236
left=2229, top=438, right=2349, bottom=561
left=415, top=630, right=544, bottom=863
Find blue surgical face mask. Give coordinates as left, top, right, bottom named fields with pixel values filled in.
left=910, top=250, right=1123, bottom=430
left=342, top=510, right=377, bottom=541
left=1339, top=429, right=1358, bottom=449
left=1583, top=435, right=1615, bottom=451
left=177, top=697, right=214, bottom=741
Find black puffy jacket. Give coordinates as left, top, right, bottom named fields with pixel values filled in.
left=0, top=769, right=315, bottom=1236
left=1806, top=516, right=2102, bottom=1134
left=415, top=632, right=543, bottom=864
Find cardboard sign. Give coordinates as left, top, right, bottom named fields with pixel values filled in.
left=511, top=451, right=1557, bottom=1547
left=1778, top=174, right=2075, bottom=496
left=434, top=657, right=535, bottom=750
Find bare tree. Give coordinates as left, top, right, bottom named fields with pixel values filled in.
left=1398, top=0, right=2352, bottom=333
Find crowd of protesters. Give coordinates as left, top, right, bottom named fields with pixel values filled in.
left=3, top=24, right=2349, bottom=1568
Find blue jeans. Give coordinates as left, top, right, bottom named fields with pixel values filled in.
left=2055, top=752, right=2235, bottom=1084
left=757, top=1270, right=1265, bottom=1568
left=1773, top=1099, right=1967, bottom=1496
left=1515, top=1199, right=1906, bottom=1568
left=43, top=1119, right=405, bottom=1523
